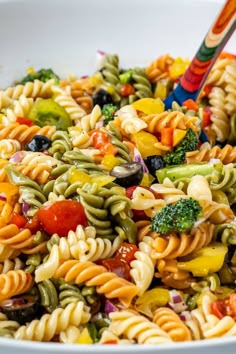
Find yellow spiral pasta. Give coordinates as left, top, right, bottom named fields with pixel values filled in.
left=68, top=127, right=93, bottom=148
left=208, top=87, right=229, bottom=142
left=153, top=307, right=192, bottom=341
left=0, top=269, right=33, bottom=301
left=54, top=260, right=139, bottom=307
left=108, top=310, right=172, bottom=344
left=75, top=104, right=104, bottom=132
left=15, top=163, right=52, bottom=185
left=186, top=144, right=236, bottom=164
left=59, top=325, right=82, bottom=344
left=0, top=92, right=12, bottom=111
left=0, top=123, right=56, bottom=145
left=0, top=244, right=20, bottom=262
left=151, top=178, right=188, bottom=204
left=0, top=79, right=55, bottom=99
left=151, top=222, right=214, bottom=260
left=14, top=301, right=90, bottom=342
left=145, top=54, right=174, bottom=83
left=0, top=139, right=21, bottom=159
left=142, top=111, right=200, bottom=134
left=0, top=159, right=9, bottom=182
left=0, top=203, right=13, bottom=228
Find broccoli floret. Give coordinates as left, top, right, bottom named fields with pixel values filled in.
left=163, top=128, right=199, bottom=166
left=19, top=68, right=60, bottom=85
left=102, top=103, right=118, bottom=125
left=150, top=197, right=202, bottom=235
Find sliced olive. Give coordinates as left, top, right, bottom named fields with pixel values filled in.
left=92, top=89, right=114, bottom=108
left=0, top=295, right=43, bottom=325
left=26, top=135, right=52, bottom=152
left=28, top=98, right=72, bottom=131
left=144, top=155, right=165, bottom=178
left=110, top=162, right=143, bottom=187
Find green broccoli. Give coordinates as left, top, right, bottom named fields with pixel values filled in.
left=102, top=103, right=118, bottom=125
left=150, top=197, right=202, bottom=235
left=163, top=128, right=199, bottom=166
left=19, top=68, right=60, bottom=85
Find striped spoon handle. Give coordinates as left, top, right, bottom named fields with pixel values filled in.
left=164, top=0, right=236, bottom=109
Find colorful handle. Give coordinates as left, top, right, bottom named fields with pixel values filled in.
left=164, top=0, right=236, bottom=109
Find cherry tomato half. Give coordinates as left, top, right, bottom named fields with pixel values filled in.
left=115, top=242, right=138, bottom=266
left=24, top=214, right=40, bottom=234
left=210, top=300, right=226, bottom=319
left=10, top=212, right=27, bottom=229
left=98, top=258, right=131, bottom=281
left=37, top=200, right=87, bottom=237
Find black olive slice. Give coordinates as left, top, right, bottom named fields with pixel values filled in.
left=110, top=162, right=143, bottom=188
left=0, top=295, right=42, bottom=325
left=26, top=135, right=52, bottom=152
left=144, top=155, right=165, bottom=179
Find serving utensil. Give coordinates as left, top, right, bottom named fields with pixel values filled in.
left=164, top=0, right=236, bottom=109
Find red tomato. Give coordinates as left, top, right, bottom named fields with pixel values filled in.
left=16, top=117, right=34, bottom=126
left=10, top=212, right=27, bottom=228
left=126, top=186, right=160, bottom=200
left=92, top=131, right=110, bottom=149
left=24, top=214, right=40, bottom=234
left=98, top=258, right=131, bottom=281
left=115, top=242, right=138, bottom=266
left=202, top=107, right=212, bottom=128
left=119, top=83, right=135, bottom=97
left=210, top=300, right=226, bottom=319
left=229, top=294, right=236, bottom=317
left=37, top=200, right=87, bottom=237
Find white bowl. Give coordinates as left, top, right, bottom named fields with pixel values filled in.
left=0, top=0, right=236, bottom=353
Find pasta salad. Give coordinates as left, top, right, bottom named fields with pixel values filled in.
left=0, top=51, right=236, bottom=344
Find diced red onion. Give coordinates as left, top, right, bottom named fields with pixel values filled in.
left=22, top=201, right=30, bottom=216
left=96, top=50, right=106, bottom=70
left=95, top=121, right=104, bottom=129
left=170, top=290, right=183, bottom=304
left=10, top=151, right=25, bottom=163
left=168, top=290, right=187, bottom=313
left=180, top=311, right=192, bottom=321
left=133, top=147, right=149, bottom=173
left=104, top=299, right=118, bottom=314
left=0, top=193, right=7, bottom=201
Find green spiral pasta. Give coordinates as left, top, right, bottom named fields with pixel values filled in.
left=132, top=68, right=153, bottom=99
left=214, top=223, right=236, bottom=245
left=62, top=148, right=103, bottom=174
left=105, top=122, right=132, bottom=164
left=59, top=282, right=86, bottom=308
left=101, top=54, right=121, bottom=103
left=48, top=130, right=73, bottom=159
left=37, top=279, right=58, bottom=313
left=25, top=254, right=42, bottom=273
left=0, top=313, right=20, bottom=338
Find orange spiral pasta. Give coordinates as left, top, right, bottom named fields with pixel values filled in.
left=0, top=224, right=34, bottom=249
left=145, top=54, right=174, bottom=83
left=0, top=203, right=13, bottom=228
left=186, top=144, right=236, bottom=164
left=153, top=307, right=192, bottom=341
left=0, top=159, right=9, bottom=183
left=0, top=123, right=56, bottom=145
left=0, top=244, right=20, bottom=262
left=142, top=111, right=200, bottom=134
left=16, top=164, right=52, bottom=185
left=0, top=269, right=33, bottom=301
left=151, top=222, right=215, bottom=260
left=54, top=260, right=139, bottom=307
left=155, top=259, right=193, bottom=289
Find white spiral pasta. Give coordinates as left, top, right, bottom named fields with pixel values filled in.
left=0, top=92, right=12, bottom=111
left=151, top=178, right=188, bottom=204
left=0, top=258, right=25, bottom=274
left=68, top=127, right=93, bottom=148
left=1, top=79, right=55, bottom=100
left=75, top=105, right=104, bottom=132
left=0, top=139, right=21, bottom=159
left=131, top=186, right=166, bottom=217
left=108, top=310, right=172, bottom=344
left=69, top=227, right=122, bottom=262
left=187, top=175, right=212, bottom=203
left=59, top=325, right=82, bottom=343
left=0, top=312, right=20, bottom=333
left=205, top=58, right=234, bottom=86
left=1, top=95, right=34, bottom=125
left=208, top=86, right=229, bottom=142
left=116, top=105, right=148, bottom=134
left=130, top=251, right=154, bottom=295
left=14, top=301, right=91, bottom=341
left=99, top=329, right=134, bottom=344
left=10, top=151, right=60, bottom=168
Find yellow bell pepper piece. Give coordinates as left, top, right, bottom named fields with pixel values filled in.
left=91, top=174, right=116, bottom=187
left=135, top=288, right=170, bottom=317
left=140, top=173, right=155, bottom=187
left=101, top=154, right=120, bottom=171
left=132, top=98, right=165, bottom=115
left=173, top=129, right=187, bottom=147
left=177, top=243, right=227, bottom=277
left=169, top=57, right=190, bottom=79
left=76, top=328, right=93, bottom=344
left=0, top=183, right=19, bottom=207
left=154, top=81, right=168, bottom=100
left=68, top=170, right=92, bottom=185
left=131, top=131, right=162, bottom=158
